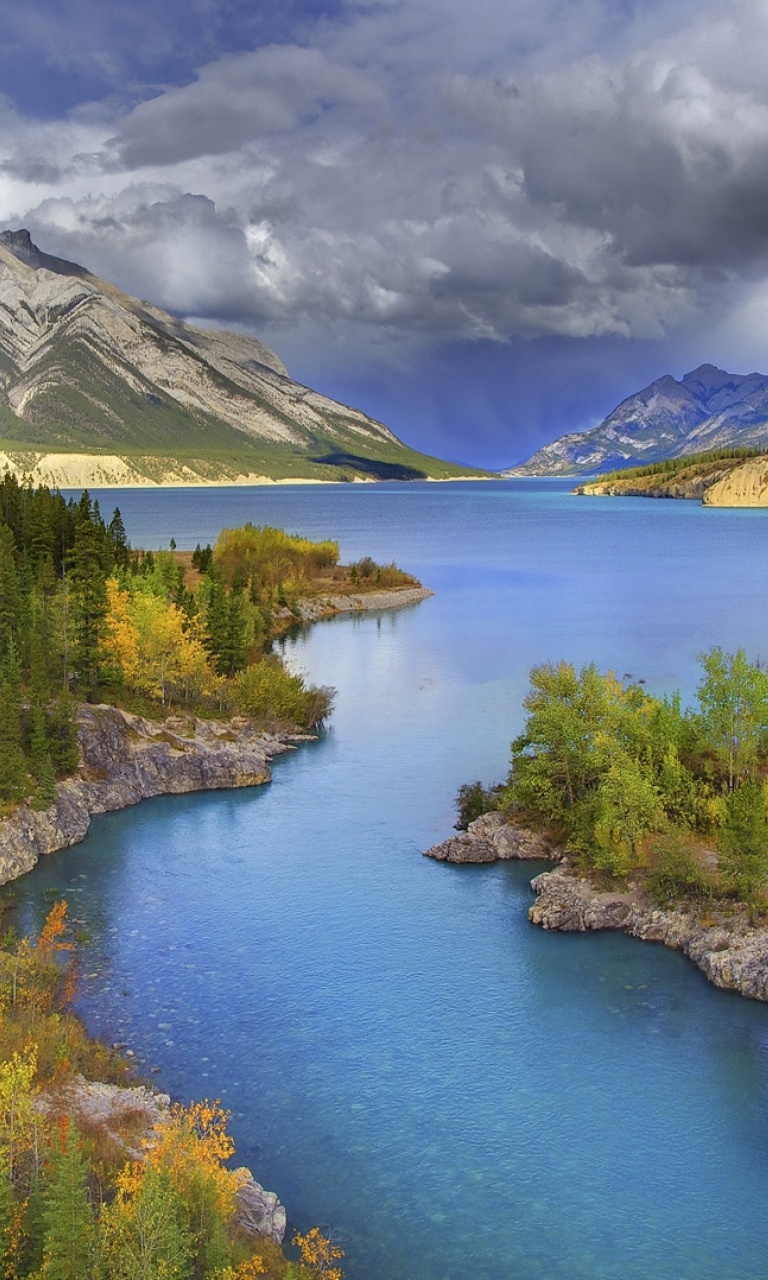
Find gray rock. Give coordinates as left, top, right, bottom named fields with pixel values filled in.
left=424, top=812, right=554, bottom=863
left=529, top=863, right=768, bottom=1002
left=0, top=705, right=301, bottom=886
left=234, top=1173, right=287, bottom=1244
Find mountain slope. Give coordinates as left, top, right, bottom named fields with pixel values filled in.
left=0, top=229, right=477, bottom=484
left=506, top=364, right=768, bottom=476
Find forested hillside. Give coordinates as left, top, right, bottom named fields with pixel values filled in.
left=0, top=473, right=361, bottom=808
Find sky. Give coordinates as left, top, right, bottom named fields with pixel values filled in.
left=0, top=0, right=766, bottom=468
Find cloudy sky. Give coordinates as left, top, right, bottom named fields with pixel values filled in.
left=0, top=0, right=765, bottom=467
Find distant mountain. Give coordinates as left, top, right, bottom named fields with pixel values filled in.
left=0, top=229, right=476, bottom=485
left=506, top=364, right=768, bottom=476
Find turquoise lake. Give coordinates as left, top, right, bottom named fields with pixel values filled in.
left=10, top=479, right=768, bottom=1279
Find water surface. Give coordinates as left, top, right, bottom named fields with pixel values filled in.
left=14, top=480, right=768, bottom=1279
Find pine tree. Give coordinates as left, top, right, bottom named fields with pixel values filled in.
left=40, top=1125, right=97, bottom=1280
left=27, top=697, right=57, bottom=809
left=46, top=695, right=80, bottom=778
left=0, top=526, right=22, bottom=664
left=67, top=519, right=107, bottom=696
left=0, top=645, right=27, bottom=805
left=108, top=507, right=130, bottom=571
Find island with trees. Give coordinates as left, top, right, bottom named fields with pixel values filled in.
left=428, top=651, right=768, bottom=1001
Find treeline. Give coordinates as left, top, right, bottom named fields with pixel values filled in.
left=598, top=447, right=764, bottom=485
left=0, top=475, right=339, bottom=808
left=0, top=900, right=343, bottom=1279
left=205, top=523, right=418, bottom=598
left=470, top=650, right=768, bottom=912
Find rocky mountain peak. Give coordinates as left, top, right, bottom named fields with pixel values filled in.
left=681, top=363, right=747, bottom=405
left=0, top=228, right=471, bottom=484
left=0, top=228, right=88, bottom=278
left=507, top=363, right=768, bottom=476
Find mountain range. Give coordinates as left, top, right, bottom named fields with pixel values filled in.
left=0, top=229, right=474, bottom=486
left=507, top=364, right=768, bottom=476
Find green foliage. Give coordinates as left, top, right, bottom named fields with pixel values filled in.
left=0, top=646, right=27, bottom=806
left=41, top=1129, right=97, bottom=1280
left=646, top=830, right=712, bottom=905
left=230, top=658, right=334, bottom=731
left=502, top=650, right=768, bottom=897
left=592, top=754, right=663, bottom=873
left=46, top=696, right=80, bottom=778
left=191, top=543, right=213, bottom=573
left=695, top=647, right=768, bottom=792
left=504, top=661, right=647, bottom=831
left=455, top=782, right=501, bottom=830
left=101, top=1164, right=194, bottom=1280
left=717, top=779, right=768, bottom=908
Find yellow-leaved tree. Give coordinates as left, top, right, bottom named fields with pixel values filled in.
left=102, top=580, right=222, bottom=707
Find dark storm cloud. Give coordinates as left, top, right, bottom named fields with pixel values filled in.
left=107, top=46, right=385, bottom=168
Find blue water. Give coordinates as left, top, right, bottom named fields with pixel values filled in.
left=13, top=480, right=768, bottom=1278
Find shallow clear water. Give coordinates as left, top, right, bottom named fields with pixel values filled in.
left=14, top=480, right=768, bottom=1278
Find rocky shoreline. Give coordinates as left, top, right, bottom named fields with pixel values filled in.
left=0, top=704, right=307, bottom=886
left=573, top=456, right=768, bottom=507
left=0, top=585, right=433, bottom=887
left=287, top=584, right=433, bottom=623
left=425, top=812, right=768, bottom=1002
left=37, top=1074, right=287, bottom=1244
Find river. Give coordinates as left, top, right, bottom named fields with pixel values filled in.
left=9, top=479, right=768, bottom=1279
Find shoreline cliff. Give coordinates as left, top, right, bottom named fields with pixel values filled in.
left=425, top=812, right=768, bottom=1003
left=0, top=585, right=433, bottom=886
left=574, top=455, right=768, bottom=506
left=0, top=703, right=305, bottom=886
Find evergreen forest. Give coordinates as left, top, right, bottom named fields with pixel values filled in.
left=0, top=473, right=421, bottom=810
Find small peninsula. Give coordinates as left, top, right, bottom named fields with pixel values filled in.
left=0, top=471, right=432, bottom=880
left=574, top=449, right=768, bottom=506
left=426, top=653, right=768, bottom=1003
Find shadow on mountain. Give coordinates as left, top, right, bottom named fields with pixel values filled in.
left=312, top=452, right=427, bottom=481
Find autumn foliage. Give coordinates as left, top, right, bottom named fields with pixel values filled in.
left=0, top=904, right=344, bottom=1279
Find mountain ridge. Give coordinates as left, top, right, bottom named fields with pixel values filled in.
left=0, top=229, right=478, bottom=484
left=506, top=363, right=768, bottom=476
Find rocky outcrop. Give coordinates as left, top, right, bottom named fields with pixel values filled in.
left=0, top=705, right=303, bottom=886
left=575, top=455, right=768, bottom=505
left=574, top=466, right=735, bottom=500
left=424, top=811, right=554, bottom=863
left=426, top=811, right=768, bottom=1002
left=41, top=1076, right=286, bottom=1243
left=529, top=862, right=768, bottom=1001
left=233, top=1174, right=287, bottom=1244
left=702, top=457, right=768, bottom=506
